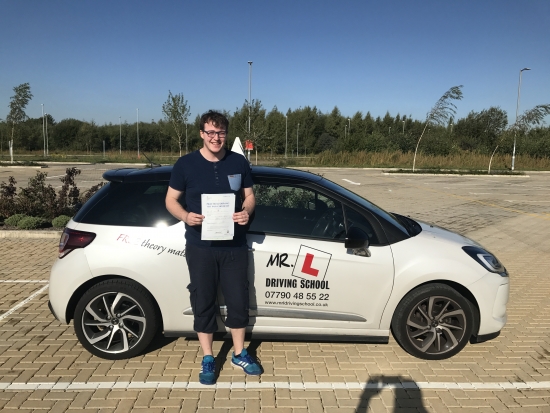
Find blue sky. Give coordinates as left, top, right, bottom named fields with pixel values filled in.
left=1, top=1, right=549, bottom=126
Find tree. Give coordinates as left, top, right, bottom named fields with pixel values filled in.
left=265, top=106, right=286, bottom=154
left=162, top=91, right=191, bottom=156
left=231, top=99, right=267, bottom=160
left=488, top=104, right=550, bottom=173
left=6, top=83, right=33, bottom=163
left=412, top=86, right=463, bottom=171
left=455, top=107, right=507, bottom=152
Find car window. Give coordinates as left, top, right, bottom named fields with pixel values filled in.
left=343, top=205, right=379, bottom=244
left=250, top=183, right=344, bottom=240
left=74, top=182, right=179, bottom=227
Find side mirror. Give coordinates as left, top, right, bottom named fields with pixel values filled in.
left=345, top=227, right=370, bottom=249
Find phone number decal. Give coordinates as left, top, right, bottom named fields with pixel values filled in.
left=264, top=291, right=329, bottom=301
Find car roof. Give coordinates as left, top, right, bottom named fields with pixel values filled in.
left=102, top=165, right=324, bottom=184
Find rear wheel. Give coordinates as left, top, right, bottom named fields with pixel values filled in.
left=391, top=283, right=474, bottom=360
left=74, top=279, right=159, bottom=360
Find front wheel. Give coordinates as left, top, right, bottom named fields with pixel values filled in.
left=74, top=279, right=159, bottom=360
left=391, top=283, right=474, bottom=360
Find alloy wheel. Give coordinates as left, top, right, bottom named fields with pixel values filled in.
left=405, top=295, right=467, bottom=356
left=80, top=292, right=147, bottom=355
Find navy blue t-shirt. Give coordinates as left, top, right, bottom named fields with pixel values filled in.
left=169, top=150, right=253, bottom=248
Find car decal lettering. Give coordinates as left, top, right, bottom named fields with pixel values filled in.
left=167, top=248, right=186, bottom=257
left=300, top=279, right=330, bottom=289
left=266, top=278, right=297, bottom=288
left=266, top=253, right=291, bottom=268
left=116, top=234, right=185, bottom=258
left=117, top=234, right=142, bottom=245
left=141, top=239, right=166, bottom=255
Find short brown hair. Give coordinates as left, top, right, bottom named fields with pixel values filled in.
left=200, top=110, right=229, bottom=131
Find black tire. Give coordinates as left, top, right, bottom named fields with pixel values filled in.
left=391, top=283, right=474, bottom=360
left=74, top=279, right=159, bottom=360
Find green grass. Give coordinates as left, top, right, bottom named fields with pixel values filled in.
left=386, top=168, right=525, bottom=175
left=2, top=149, right=550, bottom=171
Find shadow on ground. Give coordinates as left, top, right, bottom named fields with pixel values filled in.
left=355, top=375, right=428, bottom=413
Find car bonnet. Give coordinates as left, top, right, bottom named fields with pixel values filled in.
left=415, top=220, right=483, bottom=248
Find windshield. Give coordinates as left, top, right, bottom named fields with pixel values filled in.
left=319, top=177, right=410, bottom=236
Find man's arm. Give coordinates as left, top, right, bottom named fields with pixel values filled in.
left=233, top=186, right=255, bottom=225
left=165, top=187, right=204, bottom=226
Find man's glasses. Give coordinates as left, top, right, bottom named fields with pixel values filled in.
left=202, top=130, right=227, bottom=139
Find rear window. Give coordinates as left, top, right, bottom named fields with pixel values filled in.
left=74, top=182, right=179, bottom=227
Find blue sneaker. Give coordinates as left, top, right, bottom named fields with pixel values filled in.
left=231, top=349, right=262, bottom=376
left=199, top=355, right=216, bottom=385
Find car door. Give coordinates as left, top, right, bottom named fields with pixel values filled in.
left=245, top=180, right=395, bottom=334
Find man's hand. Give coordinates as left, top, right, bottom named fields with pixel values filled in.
left=185, top=212, right=204, bottom=226
left=233, top=209, right=249, bottom=226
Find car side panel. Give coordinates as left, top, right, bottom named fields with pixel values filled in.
left=379, top=232, right=492, bottom=330
left=247, top=233, right=395, bottom=331
left=73, top=222, right=193, bottom=333
left=49, top=247, right=94, bottom=324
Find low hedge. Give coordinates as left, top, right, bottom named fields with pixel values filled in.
left=17, top=216, right=51, bottom=230
left=4, top=214, right=28, bottom=226
left=52, top=215, right=71, bottom=228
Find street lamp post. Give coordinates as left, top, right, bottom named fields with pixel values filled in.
left=45, top=113, right=49, bottom=156
left=119, top=116, right=122, bottom=155
left=402, top=120, right=405, bottom=134
left=512, top=67, right=531, bottom=171
left=248, top=61, right=252, bottom=134
left=41, top=104, right=45, bottom=156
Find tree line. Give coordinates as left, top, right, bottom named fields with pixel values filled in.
left=2, top=84, right=550, bottom=161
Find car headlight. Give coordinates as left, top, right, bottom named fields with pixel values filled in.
left=462, top=246, right=508, bottom=277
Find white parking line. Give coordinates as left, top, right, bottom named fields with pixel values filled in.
left=0, top=380, right=548, bottom=391
left=0, top=284, right=49, bottom=322
left=0, top=280, right=48, bottom=283
left=506, top=200, right=550, bottom=203
left=342, top=179, right=360, bottom=185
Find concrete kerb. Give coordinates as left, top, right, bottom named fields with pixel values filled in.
left=0, top=230, right=62, bottom=239
left=0, top=165, right=45, bottom=169
left=382, top=172, right=531, bottom=177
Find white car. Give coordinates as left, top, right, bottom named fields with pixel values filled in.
left=48, top=166, right=509, bottom=361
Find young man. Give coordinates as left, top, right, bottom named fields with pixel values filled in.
left=165, top=110, right=261, bottom=385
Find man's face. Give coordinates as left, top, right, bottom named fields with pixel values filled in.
left=200, top=121, right=227, bottom=154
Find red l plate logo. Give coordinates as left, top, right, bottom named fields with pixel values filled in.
left=301, top=253, right=319, bottom=277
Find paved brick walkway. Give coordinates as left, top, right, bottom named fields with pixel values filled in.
left=0, top=169, right=549, bottom=412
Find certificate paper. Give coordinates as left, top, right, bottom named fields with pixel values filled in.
left=201, top=193, right=235, bottom=240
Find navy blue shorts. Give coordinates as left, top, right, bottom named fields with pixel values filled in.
left=185, top=243, right=249, bottom=333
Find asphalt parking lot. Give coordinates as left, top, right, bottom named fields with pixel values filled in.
left=1, top=165, right=549, bottom=412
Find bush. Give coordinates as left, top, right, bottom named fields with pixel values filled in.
left=0, top=176, right=19, bottom=217
left=4, top=214, right=28, bottom=226
left=17, top=216, right=51, bottom=230
left=52, top=215, right=71, bottom=228
left=1, top=167, right=105, bottom=222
